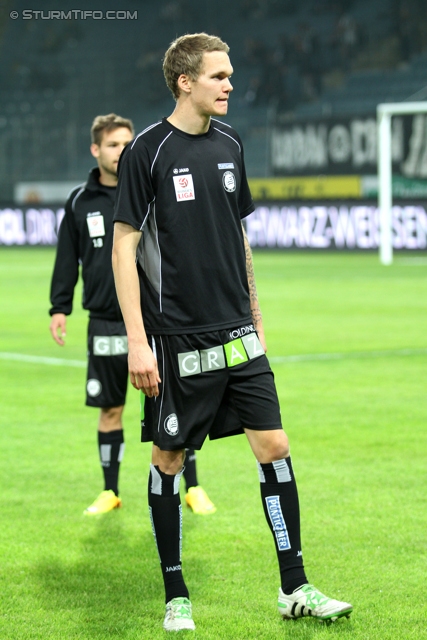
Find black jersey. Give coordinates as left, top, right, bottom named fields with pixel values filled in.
left=114, top=118, right=255, bottom=335
left=50, top=168, right=122, bottom=320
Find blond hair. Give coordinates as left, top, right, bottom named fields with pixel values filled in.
left=163, top=33, right=230, bottom=100
left=90, top=113, right=134, bottom=145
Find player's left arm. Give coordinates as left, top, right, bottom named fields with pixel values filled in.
left=242, top=223, right=267, bottom=352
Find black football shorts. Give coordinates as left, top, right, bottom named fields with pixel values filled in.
left=86, top=318, right=128, bottom=408
left=141, top=325, right=283, bottom=450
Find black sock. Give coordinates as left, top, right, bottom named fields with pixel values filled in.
left=98, top=429, right=125, bottom=496
left=148, top=464, right=189, bottom=603
left=259, top=457, right=308, bottom=594
left=183, top=448, right=198, bottom=491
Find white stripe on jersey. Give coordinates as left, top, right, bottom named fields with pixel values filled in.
left=151, top=335, right=157, bottom=360
left=211, top=117, right=234, bottom=130
left=213, top=126, right=241, bottom=152
left=153, top=204, right=163, bottom=311
left=129, top=123, right=174, bottom=176
left=139, top=197, right=155, bottom=231
left=151, top=131, right=173, bottom=175
left=66, top=182, right=85, bottom=203
left=156, top=336, right=166, bottom=435
left=130, top=120, right=162, bottom=149
left=71, top=186, right=86, bottom=213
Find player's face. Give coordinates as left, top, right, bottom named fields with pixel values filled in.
left=190, top=51, right=233, bottom=118
left=91, top=127, right=133, bottom=183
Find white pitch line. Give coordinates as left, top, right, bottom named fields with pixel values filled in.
left=1, top=348, right=426, bottom=369
left=269, top=348, right=427, bottom=364
left=396, top=257, right=427, bottom=265
left=0, top=352, right=86, bottom=368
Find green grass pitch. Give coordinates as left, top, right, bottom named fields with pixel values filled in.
left=0, top=247, right=426, bottom=639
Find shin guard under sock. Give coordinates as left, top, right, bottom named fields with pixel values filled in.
left=98, top=429, right=125, bottom=496
left=258, top=457, right=308, bottom=594
left=148, top=464, right=189, bottom=603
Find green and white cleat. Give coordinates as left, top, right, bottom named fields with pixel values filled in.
left=163, top=597, right=196, bottom=632
left=278, top=584, right=353, bottom=622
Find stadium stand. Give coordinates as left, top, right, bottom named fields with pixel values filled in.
left=0, top=0, right=426, bottom=198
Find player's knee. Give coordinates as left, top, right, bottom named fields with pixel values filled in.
left=251, top=429, right=290, bottom=463
left=155, top=448, right=185, bottom=475
left=99, top=405, right=124, bottom=432
left=267, top=432, right=290, bottom=461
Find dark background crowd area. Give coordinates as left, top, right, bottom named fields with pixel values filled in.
left=239, top=0, right=427, bottom=110
left=0, top=0, right=426, bottom=192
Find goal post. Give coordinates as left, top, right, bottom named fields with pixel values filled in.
left=377, top=101, right=427, bottom=264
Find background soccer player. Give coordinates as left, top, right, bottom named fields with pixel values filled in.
left=49, top=113, right=215, bottom=516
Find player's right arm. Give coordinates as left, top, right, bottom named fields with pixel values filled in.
left=49, top=194, right=80, bottom=346
left=112, top=221, right=161, bottom=397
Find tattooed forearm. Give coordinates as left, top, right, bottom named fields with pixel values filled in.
left=242, top=225, right=262, bottom=329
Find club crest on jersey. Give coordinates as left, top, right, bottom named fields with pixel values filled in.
left=173, top=174, right=195, bottom=201
left=164, top=413, right=179, bottom=436
left=222, top=171, right=236, bottom=193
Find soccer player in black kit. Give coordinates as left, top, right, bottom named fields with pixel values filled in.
left=49, top=113, right=215, bottom=517
left=112, top=34, right=353, bottom=632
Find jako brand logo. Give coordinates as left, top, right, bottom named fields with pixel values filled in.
left=165, top=565, right=182, bottom=572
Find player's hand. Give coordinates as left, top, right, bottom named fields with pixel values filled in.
left=128, top=342, right=161, bottom=397
left=50, top=313, right=67, bottom=346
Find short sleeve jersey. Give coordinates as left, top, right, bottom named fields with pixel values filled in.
left=114, top=118, right=255, bottom=335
